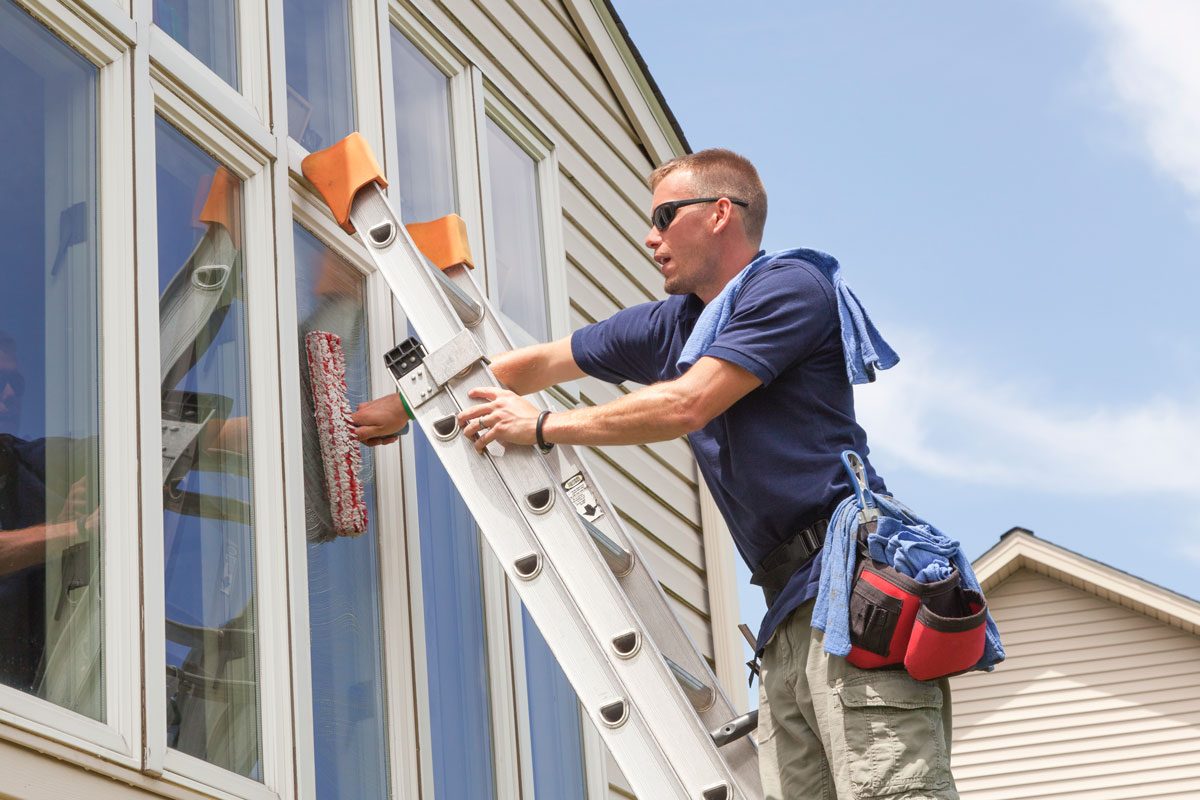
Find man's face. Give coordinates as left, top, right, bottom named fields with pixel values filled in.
left=0, top=349, right=22, bottom=434
left=645, top=170, right=717, bottom=297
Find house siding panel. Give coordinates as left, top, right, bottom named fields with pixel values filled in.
left=950, top=569, right=1200, bottom=800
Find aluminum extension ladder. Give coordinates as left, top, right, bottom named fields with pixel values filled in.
left=302, top=133, right=762, bottom=800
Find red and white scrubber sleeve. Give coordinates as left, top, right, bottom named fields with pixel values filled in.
left=305, top=330, right=367, bottom=536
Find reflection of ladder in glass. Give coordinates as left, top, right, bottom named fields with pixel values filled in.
left=302, top=133, right=761, bottom=800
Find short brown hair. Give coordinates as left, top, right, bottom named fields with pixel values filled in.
left=649, top=149, right=767, bottom=245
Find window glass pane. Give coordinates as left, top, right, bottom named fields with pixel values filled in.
left=522, top=608, right=586, bottom=800
left=389, top=30, right=456, bottom=222
left=415, top=432, right=494, bottom=800
left=0, top=0, right=103, bottom=722
left=485, top=118, right=549, bottom=342
left=153, top=0, right=239, bottom=90
left=156, top=119, right=261, bottom=777
left=283, top=0, right=354, bottom=151
left=293, top=225, right=390, bottom=799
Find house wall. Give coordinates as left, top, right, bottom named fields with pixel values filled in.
left=0, top=1, right=734, bottom=799
left=949, top=568, right=1200, bottom=799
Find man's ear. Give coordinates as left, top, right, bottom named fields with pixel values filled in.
left=710, top=198, right=737, bottom=236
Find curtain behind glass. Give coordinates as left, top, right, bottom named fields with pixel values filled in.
left=283, top=0, right=354, bottom=152
left=0, top=0, right=103, bottom=722
left=156, top=119, right=262, bottom=778
left=522, top=607, right=587, bottom=799
left=390, top=30, right=456, bottom=223
left=485, top=118, right=549, bottom=343
left=293, top=225, right=390, bottom=799
left=153, top=0, right=239, bottom=89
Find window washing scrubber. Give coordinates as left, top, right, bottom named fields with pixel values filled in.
left=304, top=330, right=367, bottom=536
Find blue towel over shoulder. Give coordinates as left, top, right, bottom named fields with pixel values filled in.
left=677, top=248, right=899, bottom=384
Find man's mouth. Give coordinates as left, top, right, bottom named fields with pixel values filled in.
left=655, top=254, right=671, bottom=273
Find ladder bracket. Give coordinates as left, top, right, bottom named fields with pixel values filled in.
left=423, top=329, right=486, bottom=387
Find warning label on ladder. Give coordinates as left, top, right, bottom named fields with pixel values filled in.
left=561, top=472, right=604, bottom=523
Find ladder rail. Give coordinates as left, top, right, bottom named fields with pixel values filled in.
left=318, top=171, right=762, bottom=798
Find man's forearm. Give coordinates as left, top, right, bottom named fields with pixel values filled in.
left=542, top=380, right=698, bottom=446
left=489, top=336, right=583, bottom=396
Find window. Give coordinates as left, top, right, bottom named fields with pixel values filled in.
left=389, top=28, right=497, bottom=799
left=484, top=116, right=551, bottom=343
left=389, top=30, right=456, bottom=223
left=0, top=0, right=103, bottom=723
left=155, top=118, right=262, bottom=778
left=153, top=0, right=239, bottom=89
left=293, top=224, right=390, bottom=799
left=283, top=0, right=355, bottom=152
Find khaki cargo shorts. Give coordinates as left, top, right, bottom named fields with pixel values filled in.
left=757, top=601, right=959, bottom=800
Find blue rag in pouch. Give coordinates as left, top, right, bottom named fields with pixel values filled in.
left=676, top=248, right=899, bottom=384
left=812, top=493, right=1006, bottom=672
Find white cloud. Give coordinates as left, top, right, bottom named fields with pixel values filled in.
left=1074, top=0, right=1200, bottom=204
left=854, top=335, right=1200, bottom=495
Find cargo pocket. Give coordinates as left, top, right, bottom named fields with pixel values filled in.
left=836, top=673, right=951, bottom=799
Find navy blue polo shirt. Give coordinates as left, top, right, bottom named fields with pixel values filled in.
left=571, top=255, right=886, bottom=650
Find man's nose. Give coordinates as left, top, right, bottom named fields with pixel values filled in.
left=644, top=225, right=661, bottom=250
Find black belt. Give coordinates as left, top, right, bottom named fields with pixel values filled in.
left=749, top=519, right=828, bottom=607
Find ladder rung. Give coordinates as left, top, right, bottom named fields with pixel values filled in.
left=664, top=655, right=716, bottom=712
left=581, top=517, right=634, bottom=576
left=710, top=709, right=758, bottom=747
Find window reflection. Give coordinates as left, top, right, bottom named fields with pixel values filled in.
left=153, top=0, right=239, bottom=90
left=156, top=119, right=261, bottom=777
left=293, top=225, right=390, bottom=799
left=485, top=118, right=550, bottom=343
left=283, top=0, right=354, bottom=151
left=0, top=0, right=103, bottom=722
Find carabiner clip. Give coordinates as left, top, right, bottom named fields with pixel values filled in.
left=840, top=450, right=878, bottom=524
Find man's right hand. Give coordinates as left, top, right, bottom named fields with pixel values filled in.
left=350, top=393, right=409, bottom=446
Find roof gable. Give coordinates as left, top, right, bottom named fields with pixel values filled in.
left=975, top=528, right=1200, bottom=636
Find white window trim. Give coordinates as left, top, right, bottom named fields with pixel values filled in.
left=0, top=0, right=139, bottom=768
left=138, top=80, right=290, bottom=800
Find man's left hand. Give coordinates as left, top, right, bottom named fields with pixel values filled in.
left=458, top=387, right=541, bottom=453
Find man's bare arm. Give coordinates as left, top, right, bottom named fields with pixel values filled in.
left=350, top=336, right=583, bottom=444
left=488, top=336, right=584, bottom=396
left=459, top=356, right=761, bottom=451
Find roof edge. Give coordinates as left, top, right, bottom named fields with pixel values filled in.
left=974, top=529, right=1200, bottom=633
left=562, top=0, right=690, bottom=164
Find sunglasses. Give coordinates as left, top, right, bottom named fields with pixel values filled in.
left=651, top=196, right=748, bottom=232
left=0, top=369, right=24, bottom=398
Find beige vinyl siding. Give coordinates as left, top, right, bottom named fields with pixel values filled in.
left=949, top=569, right=1200, bottom=799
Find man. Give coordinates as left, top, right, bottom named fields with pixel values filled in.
left=351, top=150, right=957, bottom=799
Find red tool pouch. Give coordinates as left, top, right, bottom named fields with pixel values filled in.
left=904, top=588, right=988, bottom=681
left=847, top=557, right=987, bottom=679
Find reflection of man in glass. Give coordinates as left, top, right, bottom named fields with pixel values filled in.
left=0, top=333, right=98, bottom=693
left=0, top=333, right=23, bottom=436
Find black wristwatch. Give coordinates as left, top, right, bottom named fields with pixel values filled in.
left=536, top=410, right=554, bottom=454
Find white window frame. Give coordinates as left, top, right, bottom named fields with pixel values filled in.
left=136, top=78, right=291, bottom=800
left=0, top=0, right=140, bottom=768
left=147, top=0, right=271, bottom=153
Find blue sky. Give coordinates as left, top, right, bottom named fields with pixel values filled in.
left=611, top=1, right=1200, bottom=698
